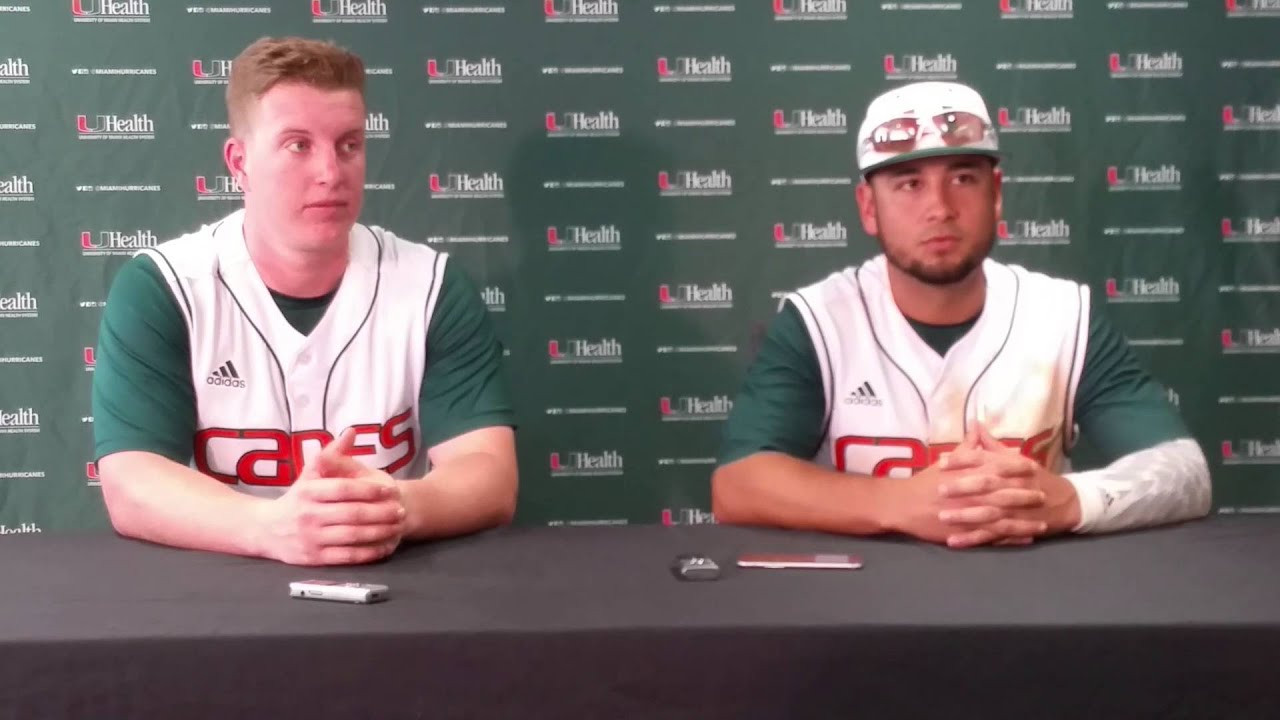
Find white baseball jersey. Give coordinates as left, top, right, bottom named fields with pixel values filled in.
left=139, top=209, right=445, bottom=496
left=789, top=255, right=1090, bottom=478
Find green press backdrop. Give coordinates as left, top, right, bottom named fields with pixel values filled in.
left=0, top=0, right=1277, bottom=534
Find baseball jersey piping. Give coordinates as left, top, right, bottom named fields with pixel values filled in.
left=851, top=264, right=929, bottom=426
left=145, top=249, right=194, bottom=324
left=791, top=294, right=835, bottom=440
left=322, top=223, right=384, bottom=428
left=215, top=267, right=294, bottom=434
left=1061, top=283, right=1087, bottom=456
left=423, top=251, right=446, bottom=355
left=961, top=265, right=1020, bottom=436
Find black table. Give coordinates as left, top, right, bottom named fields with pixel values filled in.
left=2, top=516, right=1278, bottom=719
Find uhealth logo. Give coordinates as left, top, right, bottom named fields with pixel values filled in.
left=549, top=450, right=623, bottom=477
left=72, top=0, right=150, bottom=22
left=658, top=283, right=734, bottom=310
left=547, top=224, right=622, bottom=251
left=1221, top=439, right=1280, bottom=465
left=0, top=407, right=39, bottom=434
left=772, top=108, right=847, bottom=135
left=1109, top=51, right=1183, bottom=78
left=195, top=175, right=242, bottom=201
left=884, top=53, right=957, bottom=81
left=365, top=112, right=390, bottom=139
left=544, top=0, right=618, bottom=22
left=546, top=111, right=620, bottom=138
left=77, top=113, right=154, bottom=140
left=658, top=170, right=732, bottom=197
left=480, top=286, right=505, bottom=312
left=997, top=106, right=1071, bottom=133
left=0, top=523, right=43, bottom=533
left=1106, top=164, right=1181, bottom=191
left=997, top=218, right=1071, bottom=245
left=192, top=59, right=232, bottom=85
left=1223, top=104, right=1280, bottom=130
left=1222, top=327, right=1280, bottom=354
left=548, top=338, right=623, bottom=365
left=999, top=0, right=1073, bottom=19
left=0, top=291, right=38, bottom=319
left=1105, top=277, right=1180, bottom=303
left=657, top=56, right=731, bottom=82
left=661, top=507, right=716, bottom=526
left=772, top=0, right=846, bottom=21
left=81, top=229, right=158, bottom=256
left=428, top=172, right=504, bottom=199
left=773, top=221, right=847, bottom=248
left=660, top=395, right=733, bottom=421
left=0, top=175, right=35, bottom=202
left=0, top=58, right=30, bottom=85
left=427, top=57, right=502, bottom=84
left=311, top=0, right=387, bottom=22
left=1226, top=0, right=1280, bottom=18
left=1222, top=217, right=1280, bottom=243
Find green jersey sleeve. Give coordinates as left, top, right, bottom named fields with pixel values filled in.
left=418, top=259, right=516, bottom=448
left=1071, top=301, right=1190, bottom=462
left=91, top=256, right=197, bottom=464
left=716, top=302, right=826, bottom=466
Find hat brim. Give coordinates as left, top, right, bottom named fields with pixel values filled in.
left=859, top=146, right=1001, bottom=178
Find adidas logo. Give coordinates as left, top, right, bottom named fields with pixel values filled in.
left=206, top=360, right=246, bottom=389
left=844, top=380, right=883, bottom=406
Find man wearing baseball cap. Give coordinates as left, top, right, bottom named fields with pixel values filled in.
left=712, top=81, right=1210, bottom=548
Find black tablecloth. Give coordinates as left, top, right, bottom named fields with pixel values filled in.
left=1, top=516, right=1278, bottom=719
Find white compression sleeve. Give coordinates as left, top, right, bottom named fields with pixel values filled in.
left=1065, top=437, right=1212, bottom=534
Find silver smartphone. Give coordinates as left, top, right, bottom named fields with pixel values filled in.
left=289, top=580, right=390, bottom=604
left=737, top=553, right=862, bottom=570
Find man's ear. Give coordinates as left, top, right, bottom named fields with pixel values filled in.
left=855, top=179, right=879, bottom=237
left=224, top=136, right=249, bottom=192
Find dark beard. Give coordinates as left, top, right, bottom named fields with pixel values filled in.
left=879, top=233, right=994, bottom=286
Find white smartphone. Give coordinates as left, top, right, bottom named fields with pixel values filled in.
left=737, top=553, right=862, bottom=570
left=289, top=580, right=390, bottom=604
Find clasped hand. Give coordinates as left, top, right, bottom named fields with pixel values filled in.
left=886, top=423, right=1080, bottom=549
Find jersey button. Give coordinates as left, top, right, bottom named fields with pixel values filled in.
left=297, top=351, right=312, bottom=365
left=296, top=395, right=310, bottom=408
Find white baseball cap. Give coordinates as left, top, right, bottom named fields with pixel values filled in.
left=855, top=81, right=1000, bottom=176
